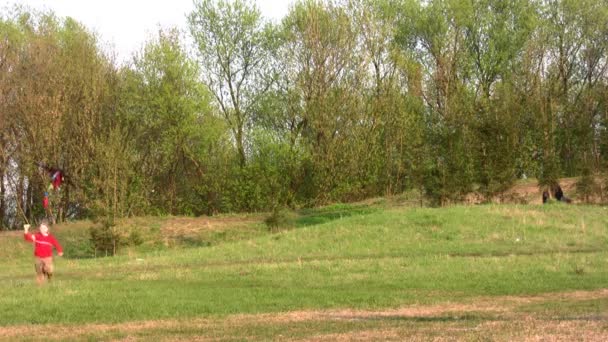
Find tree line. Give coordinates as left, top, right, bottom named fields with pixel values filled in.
left=1, top=0, right=607, bottom=228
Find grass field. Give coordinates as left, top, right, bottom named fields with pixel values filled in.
left=0, top=202, right=607, bottom=340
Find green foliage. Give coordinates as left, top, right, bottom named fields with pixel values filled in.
left=223, top=135, right=303, bottom=211
left=89, top=220, right=121, bottom=257
left=538, top=157, right=561, bottom=189
left=115, top=28, right=219, bottom=216
left=188, top=0, right=274, bottom=167
left=127, top=229, right=144, bottom=246
left=576, top=167, right=598, bottom=203
left=88, top=219, right=151, bottom=257
left=264, top=207, right=297, bottom=232
left=3, top=0, right=608, bottom=225
left=53, top=225, right=94, bottom=259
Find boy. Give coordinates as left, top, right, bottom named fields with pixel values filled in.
left=24, top=220, right=63, bottom=284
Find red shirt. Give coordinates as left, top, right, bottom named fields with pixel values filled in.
left=24, top=233, right=63, bottom=258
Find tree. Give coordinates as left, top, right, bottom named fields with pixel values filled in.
left=400, top=0, right=477, bottom=205
left=1, top=10, right=80, bottom=224
left=347, top=0, right=426, bottom=197
left=1, top=8, right=119, bottom=225
left=188, top=0, right=274, bottom=167
left=460, top=0, right=536, bottom=196
left=118, top=29, right=217, bottom=215
left=278, top=0, right=370, bottom=203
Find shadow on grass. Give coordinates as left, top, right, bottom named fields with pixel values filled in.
left=295, top=204, right=379, bottom=228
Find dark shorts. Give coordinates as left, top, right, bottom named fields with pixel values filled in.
left=35, top=257, right=54, bottom=275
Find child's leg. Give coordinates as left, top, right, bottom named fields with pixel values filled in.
left=35, top=259, right=46, bottom=284
left=42, top=258, right=54, bottom=281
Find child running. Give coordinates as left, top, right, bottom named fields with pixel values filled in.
left=24, top=219, right=63, bottom=284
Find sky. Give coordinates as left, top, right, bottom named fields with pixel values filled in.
left=2, top=0, right=294, bottom=63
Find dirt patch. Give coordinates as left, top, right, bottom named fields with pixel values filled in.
left=473, top=317, right=608, bottom=342
left=502, top=177, right=601, bottom=205
left=460, top=177, right=582, bottom=205
left=305, top=317, right=608, bottom=342
left=301, top=328, right=404, bottom=342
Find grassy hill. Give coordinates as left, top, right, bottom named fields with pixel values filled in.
left=0, top=202, right=607, bottom=340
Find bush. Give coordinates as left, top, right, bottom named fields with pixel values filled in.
left=89, top=220, right=121, bottom=257
left=127, top=230, right=144, bottom=246
left=264, top=207, right=297, bottom=233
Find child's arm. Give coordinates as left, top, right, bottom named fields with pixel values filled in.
left=50, top=236, right=63, bottom=256
left=23, top=225, right=35, bottom=243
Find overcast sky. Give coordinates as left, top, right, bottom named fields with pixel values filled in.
left=2, top=0, right=294, bottom=63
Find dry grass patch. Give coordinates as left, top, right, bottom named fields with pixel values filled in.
left=1, top=289, right=606, bottom=341
left=163, top=215, right=262, bottom=233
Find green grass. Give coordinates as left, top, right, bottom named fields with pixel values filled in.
left=1, top=203, right=607, bottom=339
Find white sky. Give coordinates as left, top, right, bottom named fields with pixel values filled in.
left=2, top=0, right=294, bottom=63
